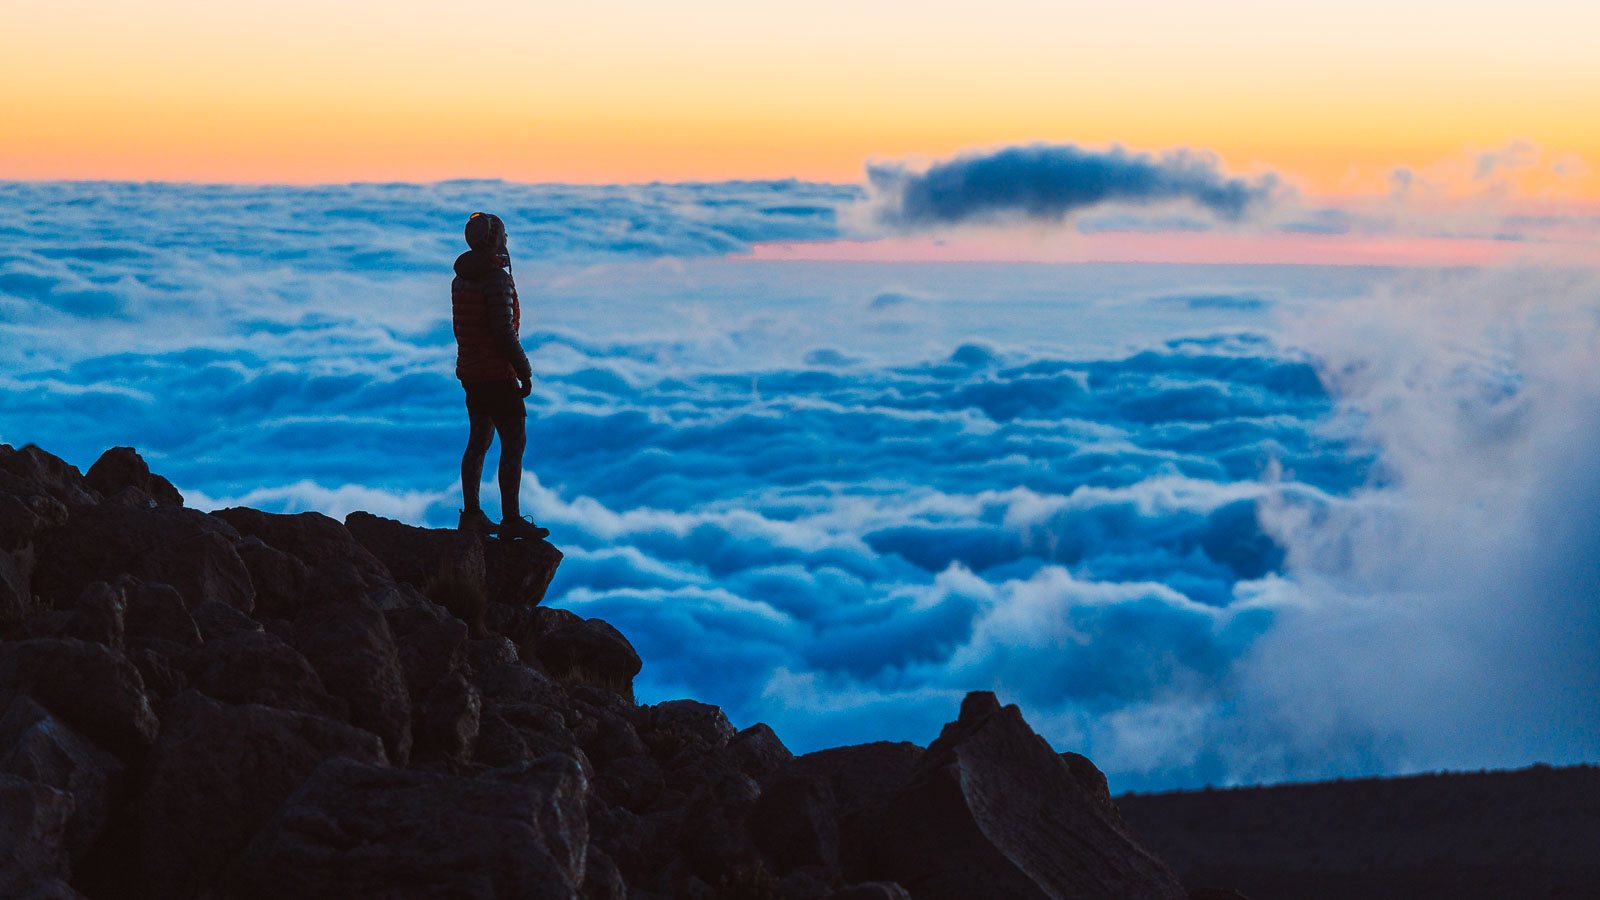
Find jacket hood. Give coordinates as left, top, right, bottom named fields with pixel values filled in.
left=454, top=248, right=509, bottom=279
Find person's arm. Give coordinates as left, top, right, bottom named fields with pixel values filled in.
left=483, top=271, right=532, bottom=381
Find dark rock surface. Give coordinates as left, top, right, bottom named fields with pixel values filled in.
left=1118, top=763, right=1600, bottom=900
left=135, top=691, right=387, bottom=897
left=83, top=447, right=182, bottom=508
left=853, top=691, right=1186, bottom=900
left=235, top=756, right=588, bottom=900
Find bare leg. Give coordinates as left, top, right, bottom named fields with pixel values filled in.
left=461, top=411, right=496, bottom=512
left=495, top=415, right=527, bottom=520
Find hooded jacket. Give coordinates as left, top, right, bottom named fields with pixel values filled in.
left=452, top=238, right=532, bottom=384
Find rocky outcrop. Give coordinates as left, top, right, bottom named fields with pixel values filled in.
left=0, top=444, right=1206, bottom=900
left=853, top=692, right=1186, bottom=900
left=235, top=756, right=588, bottom=900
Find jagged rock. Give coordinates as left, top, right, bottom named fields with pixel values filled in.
left=0, top=639, right=157, bottom=759
left=212, top=507, right=392, bottom=588
left=120, top=577, right=202, bottom=648
left=0, top=484, right=65, bottom=552
left=0, top=445, right=98, bottom=508
left=826, top=883, right=912, bottom=900
left=188, top=630, right=347, bottom=719
left=286, top=566, right=411, bottom=763
left=649, top=699, right=736, bottom=754
left=136, top=691, right=386, bottom=898
left=481, top=702, right=583, bottom=765
left=0, top=547, right=36, bottom=633
left=413, top=672, right=481, bottom=764
left=122, top=642, right=192, bottom=701
left=235, top=755, right=588, bottom=900
left=234, top=536, right=311, bottom=620
left=32, top=503, right=253, bottom=612
left=728, top=722, right=794, bottom=783
left=485, top=602, right=545, bottom=650
left=677, top=768, right=761, bottom=880
left=0, top=774, right=75, bottom=896
left=344, top=512, right=488, bottom=632
left=482, top=533, right=562, bottom=606
left=593, top=753, right=665, bottom=813
left=860, top=691, right=1185, bottom=900
left=582, top=845, right=628, bottom=900
left=536, top=618, right=642, bottom=699
left=476, top=661, right=568, bottom=709
left=572, top=688, right=646, bottom=759
left=55, top=581, right=125, bottom=649
left=469, top=635, right=521, bottom=672
left=84, top=447, right=183, bottom=508
left=0, top=697, right=126, bottom=866
left=749, top=773, right=840, bottom=873
left=391, top=607, right=470, bottom=699
left=191, top=598, right=264, bottom=641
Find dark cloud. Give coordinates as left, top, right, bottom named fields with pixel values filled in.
left=868, top=143, right=1279, bottom=229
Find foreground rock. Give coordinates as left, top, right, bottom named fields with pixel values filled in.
left=1, top=444, right=1211, bottom=900
left=851, top=692, right=1186, bottom=900
left=235, top=756, right=588, bottom=900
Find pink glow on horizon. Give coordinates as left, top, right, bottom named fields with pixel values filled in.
left=736, top=231, right=1597, bottom=267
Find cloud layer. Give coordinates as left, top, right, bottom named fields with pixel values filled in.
left=2, top=180, right=1594, bottom=791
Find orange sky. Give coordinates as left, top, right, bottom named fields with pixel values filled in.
left=3, top=0, right=1598, bottom=197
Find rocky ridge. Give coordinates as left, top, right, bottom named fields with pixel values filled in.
left=0, top=443, right=1189, bottom=899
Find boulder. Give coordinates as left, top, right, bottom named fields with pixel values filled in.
left=860, top=692, right=1186, bottom=900
left=191, top=598, right=263, bottom=641
left=0, top=482, right=66, bottom=552
left=469, top=635, right=521, bottom=672
left=676, top=768, right=762, bottom=879
left=187, top=630, right=347, bottom=719
left=481, top=533, right=563, bottom=606
left=727, top=722, right=794, bottom=783
left=83, top=447, right=183, bottom=508
left=412, top=672, right=481, bottom=764
left=0, top=774, right=75, bottom=896
left=536, top=618, right=642, bottom=699
left=826, top=883, right=912, bottom=900
left=212, top=508, right=391, bottom=588
left=0, top=696, right=126, bottom=866
left=1, top=547, right=39, bottom=634
left=135, top=691, right=386, bottom=898
left=289, top=565, right=412, bottom=763
left=593, top=753, right=665, bottom=813
left=119, top=577, right=202, bottom=648
left=344, top=512, right=489, bottom=633
left=648, top=699, right=736, bottom=755
left=235, top=755, right=589, bottom=900
left=57, top=581, right=125, bottom=649
left=392, top=610, right=470, bottom=699
left=749, top=773, right=840, bottom=874
left=0, top=445, right=97, bottom=508
left=234, top=537, right=311, bottom=620
left=0, top=639, right=158, bottom=759
left=32, top=503, right=253, bottom=613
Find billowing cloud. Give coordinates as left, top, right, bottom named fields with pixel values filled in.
left=2, top=181, right=1594, bottom=793
left=866, top=143, right=1280, bottom=230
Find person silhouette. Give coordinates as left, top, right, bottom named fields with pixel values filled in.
left=452, top=212, right=548, bottom=540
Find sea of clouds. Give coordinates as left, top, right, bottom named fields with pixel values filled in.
left=2, top=177, right=1595, bottom=791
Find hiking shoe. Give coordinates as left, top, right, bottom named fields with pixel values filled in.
left=458, top=508, right=497, bottom=534
left=499, top=516, right=550, bottom=541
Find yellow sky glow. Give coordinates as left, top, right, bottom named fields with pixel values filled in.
left=3, top=0, right=1598, bottom=195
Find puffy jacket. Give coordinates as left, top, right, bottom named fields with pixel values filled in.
left=452, top=248, right=531, bottom=383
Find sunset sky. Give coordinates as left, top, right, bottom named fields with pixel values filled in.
left=5, top=0, right=1598, bottom=197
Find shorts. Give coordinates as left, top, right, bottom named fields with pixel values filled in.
left=463, top=378, right=526, bottom=423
